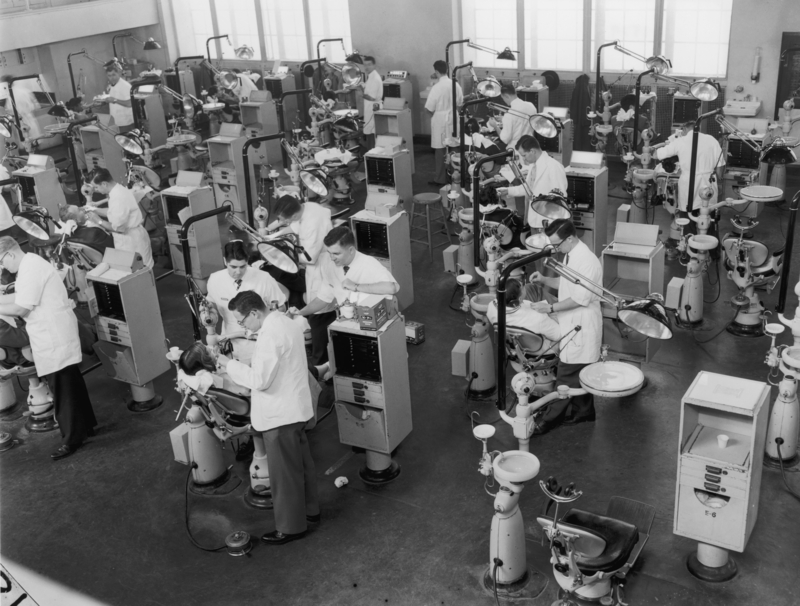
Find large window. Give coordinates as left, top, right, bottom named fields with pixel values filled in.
left=462, top=0, right=518, bottom=70
left=261, top=0, right=309, bottom=61
left=461, top=0, right=732, bottom=78
left=525, top=0, right=584, bottom=71
left=591, top=0, right=657, bottom=71
left=171, top=0, right=215, bottom=59
left=308, top=0, right=353, bottom=63
left=662, top=0, right=732, bottom=77
left=215, top=0, right=263, bottom=60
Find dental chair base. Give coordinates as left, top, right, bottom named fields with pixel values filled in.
left=359, top=450, right=401, bottom=485
left=765, top=367, right=800, bottom=469
left=243, top=435, right=273, bottom=509
left=727, top=289, right=764, bottom=337
left=687, top=543, right=738, bottom=582
left=469, top=319, right=497, bottom=398
left=186, top=404, right=233, bottom=494
left=25, top=376, right=57, bottom=433
left=126, top=382, right=164, bottom=413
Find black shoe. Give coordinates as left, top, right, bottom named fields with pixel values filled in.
left=87, top=427, right=97, bottom=437
left=51, top=443, right=81, bottom=461
left=563, top=414, right=596, bottom=426
left=261, top=530, right=306, bottom=545
left=533, top=422, right=554, bottom=436
left=306, top=513, right=321, bottom=524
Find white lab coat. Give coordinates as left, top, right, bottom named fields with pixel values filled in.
left=225, top=312, right=313, bottom=432
left=507, top=152, right=569, bottom=229
left=555, top=240, right=603, bottom=365
left=425, top=75, right=463, bottom=149
left=361, top=70, right=384, bottom=136
left=233, top=75, right=259, bottom=103
left=292, top=202, right=333, bottom=308
left=316, top=251, right=399, bottom=306
left=108, top=78, right=134, bottom=128
left=486, top=299, right=561, bottom=352
left=206, top=265, right=287, bottom=336
left=499, top=97, right=537, bottom=149
left=14, top=253, right=82, bottom=376
left=107, top=184, right=153, bottom=269
left=655, top=132, right=725, bottom=212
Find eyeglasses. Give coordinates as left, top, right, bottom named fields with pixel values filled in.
left=0, top=252, right=10, bottom=268
left=236, top=312, right=252, bottom=327
left=550, top=237, right=568, bottom=252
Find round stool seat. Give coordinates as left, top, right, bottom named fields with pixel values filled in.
left=413, top=192, right=442, bottom=205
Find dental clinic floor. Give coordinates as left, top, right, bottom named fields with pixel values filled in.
left=1, top=144, right=799, bottom=606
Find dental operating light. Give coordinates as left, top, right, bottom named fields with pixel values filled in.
left=234, top=45, right=255, bottom=60
left=595, top=40, right=671, bottom=110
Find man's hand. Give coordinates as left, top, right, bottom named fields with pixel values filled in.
left=286, top=306, right=301, bottom=318
left=496, top=187, right=509, bottom=198
left=529, top=271, right=544, bottom=284
left=342, top=278, right=357, bottom=291
left=530, top=301, right=551, bottom=313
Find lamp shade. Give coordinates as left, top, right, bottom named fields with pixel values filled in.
left=115, top=131, right=145, bottom=156
left=496, top=47, right=517, bottom=61
left=13, top=214, right=50, bottom=241
left=143, top=37, right=162, bottom=51
left=530, top=114, right=558, bottom=138
left=645, top=55, right=671, bottom=75
left=345, top=51, right=363, bottom=64
left=761, top=143, right=797, bottom=165
left=476, top=77, right=501, bottom=98
left=0, top=117, right=13, bottom=138
left=182, top=94, right=195, bottom=119
left=530, top=191, right=571, bottom=221
left=257, top=239, right=299, bottom=274
left=340, top=63, right=363, bottom=86
left=47, top=103, right=70, bottom=119
left=299, top=169, right=328, bottom=197
left=618, top=298, right=673, bottom=339
left=689, top=79, right=720, bottom=101
left=234, top=45, right=254, bottom=60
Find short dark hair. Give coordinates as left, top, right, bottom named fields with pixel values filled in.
left=178, top=343, right=217, bottom=375
left=274, top=196, right=302, bottom=219
left=90, top=167, right=114, bottom=184
left=506, top=278, right=522, bottom=306
left=500, top=83, right=517, bottom=96
left=433, top=60, right=447, bottom=75
left=323, top=226, right=355, bottom=248
left=516, top=135, right=541, bottom=152
left=228, top=290, right=266, bottom=315
left=363, top=55, right=375, bottom=64
left=223, top=240, right=248, bottom=262
left=545, top=219, right=577, bottom=240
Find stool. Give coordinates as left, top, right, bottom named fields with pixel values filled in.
left=409, top=192, right=453, bottom=260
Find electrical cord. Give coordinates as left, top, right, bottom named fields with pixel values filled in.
left=492, top=557, right=503, bottom=606
left=690, top=305, right=740, bottom=344
left=776, top=439, right=800, bottom=501
left=185, top=464, right=227, bottom=552
left=703, top=257, right=722, bottom=304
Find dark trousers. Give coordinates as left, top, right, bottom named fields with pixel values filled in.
left=262, top=264, right=306, bottom=309
left=365, top=133, right=375, bottom=150
left=262, top=421, right=320, bottom=535
left=47, top=363, right=97, bottom=448
left=308, top=311, right=337, bottom=365
left=434, top=148, right=447, bottom=184
left=540, top=360, right=595, bottom=425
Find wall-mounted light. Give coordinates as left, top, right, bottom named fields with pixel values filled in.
left=751, top=47, right=761, bottom=84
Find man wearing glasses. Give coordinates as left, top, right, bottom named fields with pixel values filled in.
left=216, top=290, right=320, bottom=545
left=527, top=219, right=602, bottom=434
left=0, top=237, right=97, bottom=460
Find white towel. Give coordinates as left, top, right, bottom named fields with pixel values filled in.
left=177, top=369, right=215, bottom=395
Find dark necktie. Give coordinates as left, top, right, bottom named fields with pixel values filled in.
left=235, top=279, right=242, bottom=290
left=343, top=266, right=350, bottom=275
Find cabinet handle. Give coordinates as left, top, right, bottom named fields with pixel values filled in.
left=705, top=474, right=721, bottom=484
left=706, top=465, right=722, bottom=475
left=704, top=483, right=721, bottom=492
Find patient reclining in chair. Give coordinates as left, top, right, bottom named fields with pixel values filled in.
left=486, top=278, right=561, bottom=353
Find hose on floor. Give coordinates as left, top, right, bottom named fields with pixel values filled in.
left=185, top=464, right=227, bottom=552
left=776, top=439, right=800, bottom=502
left=492, top=557, right=503, bottom=606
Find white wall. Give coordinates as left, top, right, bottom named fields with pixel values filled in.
left=725, top=0, right=800, bottom=118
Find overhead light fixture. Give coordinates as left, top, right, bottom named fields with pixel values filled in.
left=0, top=116, right=15, bottom=138
left=299, top=169, right=329, bottom=197
left=530, top=191, right=572, bottom=222
left=645, top=54, right=671, bottom=75
left=115, top=130, right=146, bottom=156
left=476, top=76, right=501, bottom=98
left=234, top=45, right=255, bottom=60
left=761, top=142, right=798, bottom=165
left=257, top=238, right=300, bottom=274
left=689, top=78, right=720, bottom=102
left=142, top=37, right=161, bottom=51
left=495, top=47, right=517, bottom=61
left=467, top=41, right=518, bottom=61
left=530, top=114, right=558, bottom=138
left=345, top=50, right=363, bottom=64
left=112, top=33, right=162, bottom=60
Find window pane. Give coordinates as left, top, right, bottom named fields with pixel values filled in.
left=215, top=0, right=262, bottom=61
left=261, top=0, right=309, bottom=60
left=591, top=0, right=657, bottom=71
left=661, top=0, right=732, bottom=77
left=172, top=0, right=214, bottom=58
left=308, top=0, right=352, bottom=64
left=462, top=0, right=519, bottom=69
left=524, top=0, right=583, bottom=70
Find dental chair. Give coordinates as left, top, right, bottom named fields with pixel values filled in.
left=536, top=476, right=656, bottom=605
left=502, top=325, right=559, bottom=397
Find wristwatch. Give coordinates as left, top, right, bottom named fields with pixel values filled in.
left=549, top=304, right=554, bottom=314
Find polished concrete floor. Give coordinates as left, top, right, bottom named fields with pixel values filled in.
left=1, top=144, right=800, bottom=606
